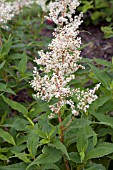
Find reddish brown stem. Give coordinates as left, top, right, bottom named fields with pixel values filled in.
left=58, top=111, right=70, bottom=170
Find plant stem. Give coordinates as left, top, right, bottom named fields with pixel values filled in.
left=58, top=110, right=70, bottom=170
left=58, top=111, right=63, bottom=142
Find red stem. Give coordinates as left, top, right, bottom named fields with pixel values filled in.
left=58, top=111, right=70, bottom=170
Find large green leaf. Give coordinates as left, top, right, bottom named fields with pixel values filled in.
left=27, top=124, right=39, bottom=157
left=11, top=145, right=26, bottom=153
left=77, top=127, right=88, bottom=162
left=0, top=163, right=28, bottom=170
left=86, top=142, right=113, bottom=159
left=94, top=58, right=113, bottom=68
left=91, top=111, right=113, bottom=128
left=51, top=140, right=69, bottom=159
left=84, top=126, right=97, bottom=148
left=11, top=151, right=30, bottom=163
left=82, top=1, right=93, bottom=13
left=0, top=128, right=16, bottom=145
left=0, top=154, right=8, bottom=161
left=3, top=117, right=29, bottom=131
left=89, top=64, right=111, bottom=88
left=41, top=164, right=60, bottom=170
left=69, top=152, right=81, bottom=163
left=0, top=83, right=16, bottom=95
left=26, top=146, right=62, bottom=170
left=84, top=163, right=106, bottom=170
left=69, top=118, right=91, bottom=128
left=29, top=101, right=50, bottom=119
left=18, top=52, right=27, bottom=73
left=64, top=119, right=91, bottom=147
left=1, top=35, right=12, bottom=56
left=97, top=128, right=113, bottom=137
left=89, top=95, right=111, bottom=112
left=64, top=128, right=78, bottom=147
left=2, top=95, right=28, bottom=115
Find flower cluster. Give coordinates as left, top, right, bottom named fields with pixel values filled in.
left=31, top=0, right=100, bottom=117
left=75, top=83, right=101, bottom=113
left=0, top=0, right=47, bottom=28
left=0, top=2, right=14, bottom=26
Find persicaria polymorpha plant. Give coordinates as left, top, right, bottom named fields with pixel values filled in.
left=31, top=0, right=100, bottom=118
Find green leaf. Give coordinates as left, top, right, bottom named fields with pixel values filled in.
left=27, top=124, right=39, bottom=157
left=95, top=0, right=108, bottom=8
left=64, top=119, right=91, bottom=147
left=64, top=128, right=78, bottom=147
left=82, top=1, right=94, bottom=13
left=0, top=128, right=16, bottom=145
left=101, top=26, right=113, bottom=39
left=77, top=128, right=88, bottom=162
left=0, top=111, right=7, bottom=125
left=0, top=162, right=28, bottom=170
left=11, top=145, right=26, bottom=153
left=69, top=152, right=81, bottom=163
left=0, top=83, right=16, bottom=95
left=92, top=111, right=113, bottom=128
left=3, top=117, right=29, bottom=131
left=0, top=147, right=10, bottom=153
left=17, top=135, right=28, bottom=145
left=69, top=118, right=91, bottom=128
left=30, top=101, right=50, bottom=119
left=39, top=139, right=50, bottom=145
left=0, top=60, right=5, bottom=69
left=51, top=140, right=69, bottom=159
left=36, top=130, right=47, bottom=139
left=0, top=154, right=8, bottom=161
left=41, top=164, right=60, bottom=170
left=84, top=126, right=97, bottom=147
left=89, top=64, right=111, bottom=88
left=27, top=146, right=62, bottom=170
left=11, top=152, right=30, bottom=163
left=2, top=35, right=12, bottom=56
left=18, top=52, right=28, bottom=73
left=86, top=142, right=113, bottom=159
left=94, top=58, right=113, bottom=68
left=97, top=128, right=113, bottom=137
left=89, top=95, right=111, bottom=112
left=84, top=163, right=106, bottom=170
left=91, top=11, right=102, bottom=20
left=2, top=95, right=28, bottom=115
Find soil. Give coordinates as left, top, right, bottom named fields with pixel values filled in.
left=80, top=26, right=113, bottom=61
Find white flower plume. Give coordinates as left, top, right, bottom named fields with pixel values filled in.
left=31, top=0, right=100, bottom=116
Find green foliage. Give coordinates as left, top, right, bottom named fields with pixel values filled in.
left=0, top=128, right=16, bottom=146
left=101, top=26, right=113, bottom=39
left=78, top=0, right=113, bottom=38
left=79, top=0, right=113, bottom=24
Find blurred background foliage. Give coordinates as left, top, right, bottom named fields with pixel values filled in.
left=0, top=0, right=113, bottom=169
left=79, top=0, right=113, bottom=38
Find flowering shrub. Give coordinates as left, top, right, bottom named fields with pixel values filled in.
left=31, top=0, right=100, bottom=118
left=0, top=0, right=113, bottom=170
